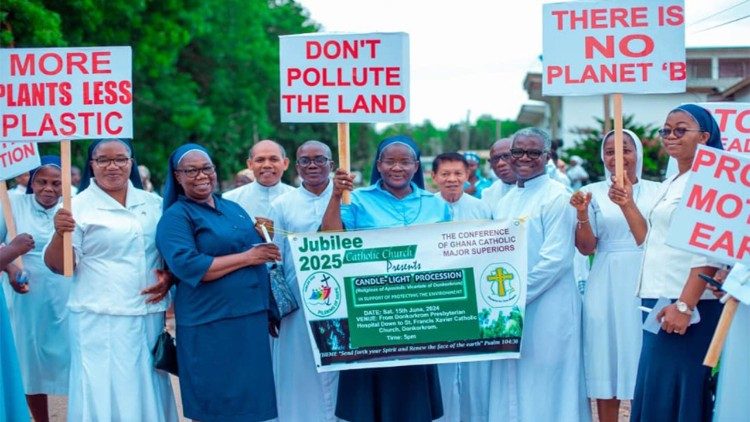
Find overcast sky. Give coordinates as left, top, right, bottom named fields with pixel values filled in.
left=296, top=0, right=750, bottom=129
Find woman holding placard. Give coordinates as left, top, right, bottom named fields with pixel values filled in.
left=609, top=104, right=725, bottom=421
left=569, top=130, right=660, bottom=422
left=0, top=156, right=71, bottom=422
left=156, top=143, right=280, bottom=422
left=322, top=135, right=450, bottom=422
left=44, top=139, right=177, bottom=422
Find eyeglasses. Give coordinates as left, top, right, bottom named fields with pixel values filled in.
left=379, top=159, right=418, bottom=168
left=658, top=128, right=704, bottom=138
left=297, top=156, right=331, bottom=167
left=489, top=153, right=512, bottom=163
left=509, top=148, right=545, bottom=159
left=175, top=165, right=216, bottom=178
left=92, top=157, right=131, bottom=168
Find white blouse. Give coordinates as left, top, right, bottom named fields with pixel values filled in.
left=48, top=180, right=168, bottom=315
left=637, top=173, right=720, bottom=299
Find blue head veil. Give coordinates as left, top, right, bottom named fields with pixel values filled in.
left=78, top=139, right=143, bottom=192
left=673, top=104, right=723, bottom=150
left=26, top=155, right=62, bottom=194
left=370, top=135, right=424, bottom=189
left=162, top=143, right=212, bottom=210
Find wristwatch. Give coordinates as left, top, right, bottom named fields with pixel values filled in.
left=675, top=300, right=693, bottom=316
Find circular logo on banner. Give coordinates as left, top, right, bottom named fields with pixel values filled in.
left=302, top=271, right=342, bottom=318
left=478, top=263, right=520, bottom=308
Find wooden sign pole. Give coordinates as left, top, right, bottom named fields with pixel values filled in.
left=703, top=297, right=739, bottom=368
left=0, top=181, right=23, bottom=269
left=613, top=94, right=624, bottom=187
left=61, top=141, right=73, bottom=276
left=337, top=122, right=351, bottom=205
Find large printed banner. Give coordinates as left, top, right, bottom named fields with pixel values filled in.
left=697, top=102, right=750, bottom=154
left=666, top=145, right=749, bottom=265
left=0, top=47, right=132, bottom=142
left=0, top=142, right=40, bottom=181
left=279, top=32, right=409, bottom=123
left=289, top=220, right=527, bottom=372
left=542, top=0, right=686, bottom=96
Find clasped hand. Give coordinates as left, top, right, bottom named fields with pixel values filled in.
left=657, top=304, right=691, bottom=335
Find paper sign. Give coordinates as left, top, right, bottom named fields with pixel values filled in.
left=696, top=102, right=750, bottom=155
left=0, top=142, right=41, bottom=181
left=0, top=46, right=133, bottom=142
left=666, top=145, right=750, bottom=265
left=542, top=0, right=686, bottom=96
left=279, top=32, right=410, bottom=123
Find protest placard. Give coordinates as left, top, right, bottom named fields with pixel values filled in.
left=0, top=141, right=41, bottom=181
left=542, top=0, right=686, bottom=96
left=666, top=145, right=749, bottom=266
left=697, top=102, right=750, bottom=155
left=0, top=141, right=40, bottom=269
left=0, top=46, right=132, bottom=275
left=288, top=219, right=527, bottom=372
left=0, top=47, right=133, bottom=142
left=279, top=32, right=409, bottom=123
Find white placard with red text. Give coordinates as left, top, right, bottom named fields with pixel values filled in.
left=542, top=0, right=686, bottom=96
left=666, top=145, right=749, bottom=265
left=279, top=32, right=409, bottom=123
left=0, top=46, right=132, bottom=142
left=697, top=102, right=750, bottom=155
left=0, top=142, right=41, bottom=181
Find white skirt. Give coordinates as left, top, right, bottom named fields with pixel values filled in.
left=582, top=249, right=642, bottom=399
left=11, top=270, right=70, bottom=395
left=67, top=311, right=178, bottom=422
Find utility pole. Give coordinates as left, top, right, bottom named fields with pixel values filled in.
left=461, top=109, right=471, bottom=151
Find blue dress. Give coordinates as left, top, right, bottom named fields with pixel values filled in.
left=156, top=195, right=276, bottom=422
left=0, top=286, right=29, bottom=421
left=335, top=182, right=451, bottom=422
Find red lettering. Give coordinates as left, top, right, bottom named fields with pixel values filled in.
left=688, top=222, right=714, bottom=250
left=39, top=53, right=63, bottom=75
left=716, top=194, right=743, bottom=219
left=692, top=147, right=716, bottom=171
left=10, top=54, right=35, bottom=76
left=665, top=5, right=684, bottom=26
left=714, top=154, right=741, bottom=183
left=686, top=184, right=717, bottom=212
left=546, top=66, right=563, bottom=84
left=739, top=236, right=750, bottom=260
left=710, top=231, right=735, bottom=257
left=287, top=68, right=302, bottom=85
left=118, top=81, right=132, bottom=104
left=91, top=51, right=112, bottom=74
left=105, top=111, right=123, bottom=135
left=66, top=52, right=88, bottom=74
left=737, top=110, right=750, bottom=133
left=669, top=62, right=686, bottom=81
left=2, top=115, right=19, bottom=136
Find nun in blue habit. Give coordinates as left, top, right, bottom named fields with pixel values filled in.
left=321, top=135, right=450, bottom=422
left=155, top=143, right=280, bottom=422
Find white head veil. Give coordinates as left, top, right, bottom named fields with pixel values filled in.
left=600, top=129, right=644, bottom=184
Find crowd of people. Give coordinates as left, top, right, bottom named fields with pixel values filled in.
left=0, top=102, right=746, bottom=422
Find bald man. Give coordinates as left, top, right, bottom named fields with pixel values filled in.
left=482, top=138, right=517, bottom=211
left=223, top=139, right=295, bottom=221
